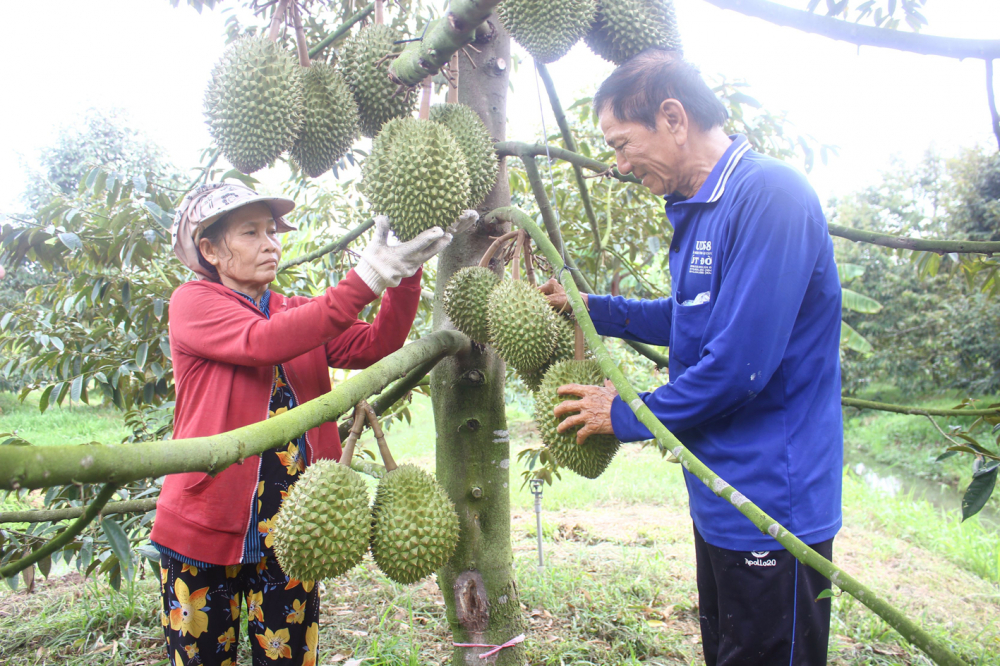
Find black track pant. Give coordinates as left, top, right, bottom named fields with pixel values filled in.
left=694, top=526, right=834, bottom=666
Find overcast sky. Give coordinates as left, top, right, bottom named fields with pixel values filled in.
left=1, top=0, right=997, bottom=213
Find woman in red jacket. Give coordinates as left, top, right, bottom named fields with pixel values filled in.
left=153, top=182, right=472, bottom=665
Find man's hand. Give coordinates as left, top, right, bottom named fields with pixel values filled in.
left=552, top=380, right=618, bottom=445
left=538, top=278, right=587, bottom=315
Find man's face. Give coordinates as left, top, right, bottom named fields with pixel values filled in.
left=599, top=106, right=683, bottom=197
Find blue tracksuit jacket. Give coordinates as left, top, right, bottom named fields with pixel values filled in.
left=588, top=135, right=843, bottom=551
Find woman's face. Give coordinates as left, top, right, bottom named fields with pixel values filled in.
left=198, top=202, right=282, bottom=297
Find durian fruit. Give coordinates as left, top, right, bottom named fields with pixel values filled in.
left=535, top=360, right=621, bottom=479
left=443, top=266, right=500, bottom=344
left=291, top=63, right=360, bottom=178
left=361, top=117, right=471, bottom=242
left=428, top=104, right=498, bottom=208
left=515, top=316, right=577, bottom=392
left=339, top=25, right=416, bottom=138
left=272, top=460, right=371, bottom=581
left=586, top=0, right=682, bottom=65
left=488, top=280, right=558, bottom=373
left=370, top=465, right=460, bottom=584
left=204, top=35, right=304, bottom=174
left=497, top=0, right=597, bottom=64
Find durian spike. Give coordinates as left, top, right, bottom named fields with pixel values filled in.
left=574, top=321, right=585, bottom=361
left=419, top=76, right=432, bottom=120
left=338, top=403, right=369, bottom=465
left=477, top=230, right=519, bottom=268
left=291, top=1, right=311, bottom=67
left=523, top=240, right=537, bottom=286
left=374, top=0, right=384, bottom=25
left=268, top=0, right=291, bottom=42
left=511, top=229, right=526, bottom=281
left=365, top=404, right=397, bottom=472
left=447, top=53, right=459, bottom=103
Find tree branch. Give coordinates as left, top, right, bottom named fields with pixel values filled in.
left=0, top=497, right=158, bottom=525
left=0, top=484, right=119, bottom=579
left=702, top=0, right=1000, bottom=60
left=337, top=354, right=441, bottom=440
left=505, top=204, right=966, bottom=666
left=308, top=3, right=375, bottom=58
left=278, top=218, right=374, bottom=272
left=536, top=62, right=602, bottom=250
left=841, top=397, right=1000, bottom=417
left=828, top=223, right=1000, bottom=254
left=496, top=141, right=641, bottom=184
left=388, top=0, right=505, bottom=86
left=0, top=331, right=469, bottom=491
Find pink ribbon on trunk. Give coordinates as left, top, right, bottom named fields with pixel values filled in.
left=453, top=633, right=526, bottom=659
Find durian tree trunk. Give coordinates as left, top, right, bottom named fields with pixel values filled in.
left=431, top=16, right=528, bottom=666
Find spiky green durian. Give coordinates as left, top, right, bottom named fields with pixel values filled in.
left=291, top=63, right=359, bottom=178
left=551, top=314, right=578, bottom=363
left=586, top=0, right=682, bottom=65
left=272, top=460, right=371, bottom=582
left=488, top=280, right=558, bottom=373
left=535, top=360, right=621, bottom=479
left=361, top=117, right=471, bottom=241
left=497, top=0, right=596, bottom=63
left=428, top=104, right=498, bottom=208
left=204, top=35, right=305, bottom=174
left=443, top=266, right=500, bottom=344
left=339, top=25, right=416, bottom=138
left=370, top=465, right=460, bottom=585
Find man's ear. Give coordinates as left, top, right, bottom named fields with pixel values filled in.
left=658, top=99, right=688, bottom=144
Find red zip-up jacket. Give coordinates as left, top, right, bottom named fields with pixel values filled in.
left=150, top=268, right=421, bottom=565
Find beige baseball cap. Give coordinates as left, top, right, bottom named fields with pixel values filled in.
left=171, top=182, right=297, bottom=278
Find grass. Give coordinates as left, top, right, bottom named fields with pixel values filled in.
left=0, top=391, right=131, bottom=448
left=1, top=393, right=998, bottom=665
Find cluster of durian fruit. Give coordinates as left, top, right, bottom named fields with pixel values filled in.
left=272, top=410, right=460, bottom=586
left=497, top=0, right=682, bottom=65
left=443, top=261, right=621, bottom=481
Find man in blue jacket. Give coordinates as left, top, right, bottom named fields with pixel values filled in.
left=541, top=49, right=843, bottom=665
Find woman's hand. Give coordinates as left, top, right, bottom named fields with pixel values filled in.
left=356, top=216, right=453, bottom=295
left=538, top=278, right=587, bottom=314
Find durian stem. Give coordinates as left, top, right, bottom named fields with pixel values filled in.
left=367, top=403, right=396, bottom=472
left=419, top=76, right=433, bottom=120
left=278, top=219, right=374, bottom=272
left=374, top=0, right=383, bottom=25
left=511, top=230, right=525, bottom=282
left=268, top=0, right=291, bottom=42
left=0, top=330, right=469, bottom=491
left=523, top=240, right=536, bottom=286
left=338, top=357, right=440, bottom=442
left=0, top=484, right=119, bottom=579
left=291, top=1, right=311, bottom=67
left=493, top=205, right=969, bottom=666
left=477, top=231, right=518, bottom=268
left=338, top=404, right=369, bottom=465
left=536, top=62, right=602, bottom=251
left=447, top=53, right=460, bottom=104
left=497, top=141, right=641, bottom=185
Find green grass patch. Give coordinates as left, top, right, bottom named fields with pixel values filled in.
left=0, top=392, right=131, bottom=448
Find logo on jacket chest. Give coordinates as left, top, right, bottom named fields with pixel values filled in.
left=690, top=240, right=713, bottom=276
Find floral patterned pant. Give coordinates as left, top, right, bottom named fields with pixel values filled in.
left=160, top=552, right=321, bottom=666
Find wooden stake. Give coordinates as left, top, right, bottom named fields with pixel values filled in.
left=419, top=75, right=433, bottom=119
left=374, top=0, right=384, bottom=25
left=268, top=0, right=291, bottom=42
left=447, top=52, right=459, bottom=103
left=574, top=321, right=585, bottom=361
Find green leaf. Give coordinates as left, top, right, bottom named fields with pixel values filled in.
left=38, top=385, right=55, bottom=413
left=961, top=464, right=998, bottom=521
left=841, top=288, right=881, bottom=314
left=57, top=232, right=83, bottom=251
left=100, top=517, right=133, bottom=574
left=1, top=312, right=13, bottom=330
left=837, top=263, right=865, bottom=282
left=153, top=298, right=164, bottom=319
left=815, top=588, right=835, bottom=601
left=840, top=321, right=873, bottom=354
left=135, top=341, right=148, bottom=369
left=37, top=555, right=51, bottom=579
left=70, top=375, right=84, bottom=403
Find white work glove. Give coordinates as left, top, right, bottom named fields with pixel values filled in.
left=356, top=216, right=452, bottom=295
left=447, top=209, right=479, bottom=235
